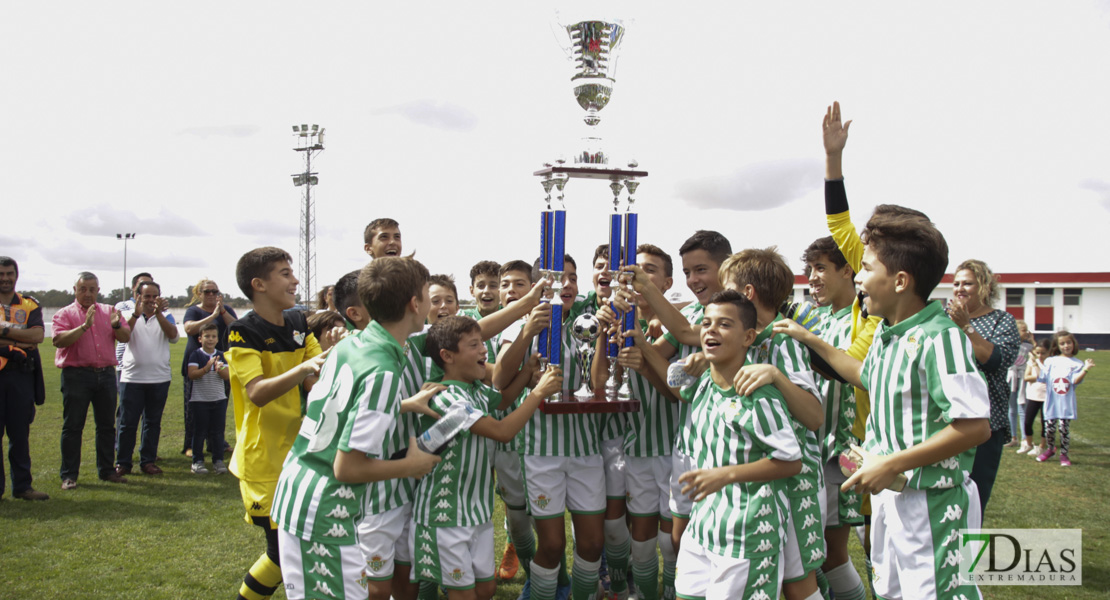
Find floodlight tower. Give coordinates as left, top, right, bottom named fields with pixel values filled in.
left=291, top=124, right=324, bottom=304
left=116, top=233, right=135, bottom=303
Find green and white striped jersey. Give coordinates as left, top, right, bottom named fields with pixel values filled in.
left=459, top=307, right=499, bottom=364
left=412, top=380, right=498, bottom=528
left=271, top=322, right=406, bottom=544
left=681, top=371, right=801, bottom=559
left=624, top=322, right=680, bottom=458
left=664, top=302, right=704, bottom=456
left=861, top=301, right=989, bottom=491
left=748, top=316, right=823, bottom=499
left=813, top=305, right=859, bottom=463
left=500, top=296, right=601, bottom=457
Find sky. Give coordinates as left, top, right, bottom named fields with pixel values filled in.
left=3, top=1, right=1109, bottom=305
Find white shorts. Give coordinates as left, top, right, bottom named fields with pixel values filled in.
left=675, top=528, right=782, bottom=600
left=871, top=480, right=983, bottom=600
left=668, top=446, right=696, bottom=519
left=823, top=460, right=864, bottom=528
left=411, top=521, right=496, bottom=590
left=782, top=490, right=828, bottom=582
left=521, top=454, right=605, bottom=517
left=625, top=455, right=672, bottom=519
left=356, top=503, right=413, bottom=580
left=494, top=449, right=527, bottom=509
left=602, top=437, right=627, bottom=499
left=278, top=530, right=367, bottom=600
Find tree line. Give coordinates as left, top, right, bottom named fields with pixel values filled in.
left=21, top=287, right=254, bottom=309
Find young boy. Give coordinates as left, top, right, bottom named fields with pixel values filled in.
left=334, top=270, right=370, bottom=331
left=186, top=322, right=230, bottom=475
left=668, top=290, right=802, bottom=599
left=493, top=254, right=602, bottom=600
left=719, top=247, right=826, bottom=600
left=622, top=230, right=731, bottom=562
left=271, top=257, right=443, bottom=600
left=427, top=274, right=460, bottom=325
left=364, top=218, right=403, bottom=259
left=227, top=246, right=327, bottom=600
left=412, top=315, right=562, bottom=600
left=776, top=213, right=991, bottom=600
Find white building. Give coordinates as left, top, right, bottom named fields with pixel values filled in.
left=792, top=272, right=1110, bottom=348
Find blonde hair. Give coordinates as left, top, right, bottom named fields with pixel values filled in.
left=718, top=247, right=794, bottom=308
left=186, top=279, right=217, bottom=307
left=955, top=259, right=1000, bottom=307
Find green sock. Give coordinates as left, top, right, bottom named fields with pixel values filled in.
left=571, top=554, right=599, bottom=600
left=417, top=580, right=439, bottom=600
left=532, top=562, right=560, bottom=600
left=558, top=553, right=571, bottom=588
left=816, top=568, right=831, bottom=600
left=630, top=539, right=659, bottom=600
left=604, top=519, right=631, bottom=594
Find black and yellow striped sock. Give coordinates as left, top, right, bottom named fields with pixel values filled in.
left=237, top=553, right=282, bottom=600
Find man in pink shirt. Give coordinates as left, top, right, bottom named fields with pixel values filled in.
left=52, top=272, right=130, bottom=490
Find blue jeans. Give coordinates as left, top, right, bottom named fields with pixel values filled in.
left=1007, top=387, right=1024, bottom=440
left=189, top=399, right=227, bottom=464
left=117, top=381, right=170, bottom=468
left=60, top=367, right=118, bottom=480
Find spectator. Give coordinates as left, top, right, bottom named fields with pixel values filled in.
left=186, top=322, right=230, bottom=475
left=315, top=285, right=336, bottom=313
left=52, top=272, right=130, bottom=490
left=116, top=281, right=179, bottom=476
left=181, top=279, right=237, bottom=458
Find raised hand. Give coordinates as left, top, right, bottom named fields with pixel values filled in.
left=823, top=101, right=852, bottom=155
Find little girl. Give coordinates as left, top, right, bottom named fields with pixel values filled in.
left=1020, top=340, right=1050, bottom=455
left=1036, top=331, right=1095, bottom=466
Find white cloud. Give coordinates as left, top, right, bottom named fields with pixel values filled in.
left=64, top=206, right=205, bottom=237
left=1081, top=179, right=1110, bottom=210
left=675, top=159, right=823, bottom=212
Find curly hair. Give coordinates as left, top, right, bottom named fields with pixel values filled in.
left=955, top=259, right=1000, bottom=308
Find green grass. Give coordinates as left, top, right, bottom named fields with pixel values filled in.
left=1, top=345, right=1106, bottom=598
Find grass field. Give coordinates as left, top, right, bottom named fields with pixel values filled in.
left=1, top=344, right=1106, bottom=599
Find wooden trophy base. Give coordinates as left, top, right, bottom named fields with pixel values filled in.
left=540, top=388, right=641, bottom=414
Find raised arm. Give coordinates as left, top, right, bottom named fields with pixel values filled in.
left=622, top=265, right=700, bottom=348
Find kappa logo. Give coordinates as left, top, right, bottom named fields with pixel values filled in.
left=845, top=407, right=856, bottom=420
left=451, top=568, right=464, bottom=582
left=308, top=562, right=334, bottom=577
left=228, top=331, right=245, bottom=343
left=434, top=499, right=452, bottom=510
left=755, top=505, right=772, bottom=517
left=312, top=581, right=337, bottom=597
left=264, top=337, right=276, bottom=345
left=419, top=556, right=435, bottom=566
left=755, top=520, right=774, bottom=534
left=323, top=523, right=349, bottom=537
left=369, top=555, right=385, bottom=571
left=420, top=529, right=433, bottom=542
left=793, top=480, right=814, bottom=493
left=935, top=456, right=960, bottom=470
left=809, top=548, right=826, bottom=563
left=845, top=508, right=862, bottom=520
left=250, top=502, right=264, bottom=511
left=797, top=497, right=815, bottom=510
left=757, top=556, right=774, bottom=570
left=755, top=539, right=773, bottom=553
left=442, top=475, right=454, bottom=485
left=753, top=573, right=771, bottom=587
left=931, top=475, right=955, bottom=489
left=939, top=504, right=963, bottom=524
left=420, top=568, right=435, bottom=579
left=943, top=574, right=961, bottom=592
left=331, top=486, right=356, bottom=499
left=437, top=488, right=452, bottom=498
left=325, top=505, right=351, bottom=519
left=806, top=532, right=821, bottom=547
left=757, top=486, right=773, bottom=498
left=802, top=513, right=819, bottom=529
left=435, top=513, right=450, bottom=523
left=308, top=543, right=334, bottom=557
left=443, top=450, right=456, bottom=461
left=536, top=494, right=550, bottom=509
left=750, top=590, right=771, bottom=600
left=421, top=543, right=434, bottom=553
left=442, top=462, right=456, bottom=472
left=943, top=549, right=962, bottom=568
left=801, top=463, right=812, bottom=474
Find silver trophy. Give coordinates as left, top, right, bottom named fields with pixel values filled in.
left=571, top=313, right=601, bottom=401
left=559, top=18, right=625, bottom=166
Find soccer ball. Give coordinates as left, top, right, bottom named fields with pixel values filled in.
left=571, top=313, right=601, bottom=342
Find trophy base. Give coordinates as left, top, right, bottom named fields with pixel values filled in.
left=534, top=165, right=648, bottom=181
left=540, top=389, right=640, bottom=414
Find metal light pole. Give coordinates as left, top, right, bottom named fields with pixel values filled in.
left=291, top=124, right=324, bottom=305
left=116, top=233, right=136, bottom=303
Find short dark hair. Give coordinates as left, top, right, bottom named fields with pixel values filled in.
left=719, top=247, right=795, bottom=308
left=136, top=280, right=161, bottom=296
left=358, top=257, right=429, bottom=323
left=363, top=218, right=400, bottom=244
left=861, top=212, right=948, bottom=301
left=469, top=260, right=500, bottom=284
left=0, top=256, right=17, bottom=277
left=531, top=255, right=577, bottom=282
left=199, top=321, right=220, bottom=335
left=593, top=244, right=610, bottom=265
left=235, top=247, right=292, bottom=300
left=334, top=270, right=361, bottom=325
left=131, top=272, right=153, bottom=289
left=637, top=243, right=673, bottom=278
left=307, top=310, right=344, bottom=340
left=426, top=315, right=482, bottom=369
left=707, top=289, right=758, bottom=331
left=801, top=237, right=849, bottom=275
left=500, top=260, right=534, bottom=283
left=429, top=274, right=458, bottom=300
left=679, top=230, right=732, bottom=265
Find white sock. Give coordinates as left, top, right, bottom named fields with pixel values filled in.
left=824, top=559, right=867, bottom=600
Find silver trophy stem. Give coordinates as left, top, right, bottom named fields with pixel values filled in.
left=605, top=360, right=620, bottom=401
left=573, top=342, right=595, bottom=401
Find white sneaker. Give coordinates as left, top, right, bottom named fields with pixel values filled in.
left=213, top=460, right=229, bottom=475
left=1017, top=440, right=1033, bottom=454
left=191, top=462, right=209, bottom=475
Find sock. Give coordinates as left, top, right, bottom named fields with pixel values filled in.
left=630, top=539, right=659, bottom=600
left=531, top=561, right=560, bottom=600
left=418, top=580, right=440, bottom=600
left=558, top=553, right=571, bottom=588
left=803, top=592, right=824, bottom=600
left=864, top=556, right=876, bottom=599
left=571, top=553, right=600, bottom=600
left=815, top=568, right=831, bottom=599
left=657, top=531, right=677, bottom=600
left=604, top=519, right=631, bottom=594
left=237, top=553, right=281, bottom=600
left=825, top=560, right=867, bottom=600
left=508, top=507, right=536, bottom=578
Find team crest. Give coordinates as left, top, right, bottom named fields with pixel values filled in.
left=904, top=335, right=920, bottom=361
left=368, top=555, right=384, bottom=572
left=451, top=568, right=464, bottom=582
left=536, top=494, right=550, bottom=510
left=293, top=330, right=306, bottom=346
left=14, top=309, right=27, bottom=322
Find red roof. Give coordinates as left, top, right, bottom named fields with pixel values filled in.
left=793, top=273, right=1110, bottom=285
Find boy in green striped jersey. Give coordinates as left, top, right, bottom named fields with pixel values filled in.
left=597, top=243, right=680, bottom=600
left=799, top=237, right=868, bottom=600
left=334, top=270, right=370, bottom=331
left=493, top=254, right=602, bottom=600
left=720, top=248, right=827, bottom=600
left=427, top=274, right=460, bottom=326
left=621, top=230, right=732, bottom=578
left=667, top=290, right=802, bottom=600
left=775, top=213, right=991, bottom=600
left=363, top=218, right=402, bottom=259
left=412, top=315, right=562, bottom=600
left=271, top=257, right=443, bottom=600
left=460, top=261, right=502, bottom=366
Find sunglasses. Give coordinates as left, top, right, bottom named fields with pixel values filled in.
left=203, top=290, right=221, bottom=295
